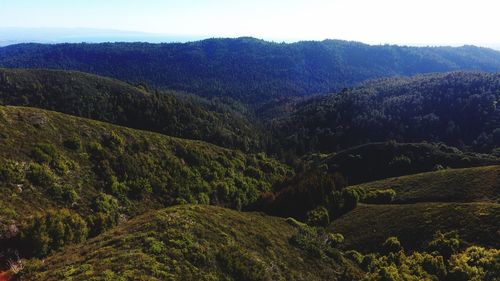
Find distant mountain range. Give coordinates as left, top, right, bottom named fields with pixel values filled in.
left=1, top=37, right=500, bottom=103
left=0, top=27, right=204, bottom=46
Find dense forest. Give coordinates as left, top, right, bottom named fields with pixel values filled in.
left=270, top=72, right=500, bottom=156
left=0, top=68, right=264, bottom=151
left=1, top=38, right=500, bottom=103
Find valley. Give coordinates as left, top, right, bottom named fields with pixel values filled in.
left=0, top=38, right=498, bottom=280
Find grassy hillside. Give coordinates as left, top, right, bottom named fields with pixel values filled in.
left=331, top=202, right=500, bottom=253
left=0, top=68, right=263, bottom=151
left=348, top=165, right=500, bottom=203
left=0, top=106, right=290, bottom=253
left=18, top=205, right=363, bottom=281
left=271, top=72, right=500, bottom=154
left=1, top=39, right=500, bottom=103
left=323, top=142, right=499, bottom=185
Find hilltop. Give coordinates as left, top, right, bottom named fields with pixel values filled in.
left=348, top=165, right=500, bottom=203
left=1, top=39, right=500, bottom=103
left=18, top=205, right=363, bottom=281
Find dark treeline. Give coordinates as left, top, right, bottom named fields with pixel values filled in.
left=1, top=38, right=500, bottom=103
left=270, top=72, right=500, bottom=156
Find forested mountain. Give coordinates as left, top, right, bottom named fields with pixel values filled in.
left=1, top=38, right=500, bottom=103
left=0, top=68, right=263, bottom=151
left=270, top=72, right=500, bottom=155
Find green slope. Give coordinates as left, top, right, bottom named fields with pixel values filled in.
left=348, top=165, right=500, bottom=203
left=0, top=68, right=263, bottom=151
left=0, top=106, right=290, bottom=245
left=324, top=142, right=499, bottom=185
left=331, top=202, right=500, bottom=253
left=18, top=205, right=363, bottom=281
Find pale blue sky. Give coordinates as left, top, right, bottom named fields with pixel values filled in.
left=1, top=0, right=499, bottom=46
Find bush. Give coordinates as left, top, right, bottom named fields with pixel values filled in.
left=427, top=230, right=460, bottom=259
left=216, top=245, right=270, bottom=281
left=47, top=184, right=78, bottom=204
left=448, top=246, right=500, bottom=281
left=27, top=163, right=56, bottom=188
left=126, top=177, right=153, bottom=199
left=31, top=143, right=68, bottom=175
left=64, top=136, right=82, bottom=151
left=306, top=206, right=330, bottom=227
left=0, top=160, right=23, bottom=183
left=21, top=209, right=88, bottom=257
left=342, top=189, right=360, bottom=211
left=382, top=236, right=402, bottom=254
left=89, top=193, right=120, bottom=236
left=363, top=189, right=396, bottom=204
left=102, top=131, right=124, bottom=151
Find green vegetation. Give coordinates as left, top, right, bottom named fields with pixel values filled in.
left=0, top=68, right=263, bottom=151
left=348, top=165, right=500, bottom=203
left=21, top=209, right=88, bottom=257
left=348, top=232, right=499, bottom=281
left=331, top=202, right=500, bottom=253
left=271, top=72, right=500, bottom=155
left=0, top=106, right=290, bottom=257
left=2, top=39, right=500, bottom=104
left=18, top=205, right=363, bottom=281
left=323, top=142, right=499, bottom=185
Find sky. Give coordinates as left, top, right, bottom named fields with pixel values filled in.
left=1, top=0, right=499, bottom=47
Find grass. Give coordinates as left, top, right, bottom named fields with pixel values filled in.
left=330, top=202, right=500, bottom=253
left=347, top=165, right=500, bottom=203
left=19, top=205, right=363, bottom=281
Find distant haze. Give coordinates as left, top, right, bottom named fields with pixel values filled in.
left=0, top=0, right=499, bottom=48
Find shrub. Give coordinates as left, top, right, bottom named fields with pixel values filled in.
left=21, top=209, right=88, bottom=257
left=102, top=131, right=124, bottom=151
left=89, top=193, right=120, bottom=236
left=0, top=160, right=23, bottom=183
left=306, top=206, right=330, bottom=227
left=427, top=230, right=460, bottom=259
left=448, top=246, right=500, bottom=281
left=342, top=189, right=360, bottom=211
left=64, top=136, right=82, bottom=151
left=27, top=163, right=56, bottom=188
left=31, top=143, right=58, bottom=164
left=216, top=245, right=270, bottom=281
left=126, top=177, right=153, bottom=199
left=47, top=184, right=78, bottom=203
left=363, top=189, right=396, bottom=204
left=327, top=233, right=344, bottom=247
left=31, top=143, right=68, bottom=175
left=382, top=236, right=402, bottom=254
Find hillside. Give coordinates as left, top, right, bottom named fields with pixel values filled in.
left=1, top=39, right=500, bottom=103
left=0, top=68, right=263, bottom=151
left=323, top=142, right=499, bottom=185
left=331, top=202, right=500, bottom=253
left=348, top=165, right=500, bottom=203
left=271, top=72, right=500, bottom=155
left=18, top=205, right=363, bottom=281
left=0, top=106, right=290, bottom=257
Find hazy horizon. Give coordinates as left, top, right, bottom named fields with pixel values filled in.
left=1, top=0, right=500, bottom=49
left=1, top=27, right=500, bottom=51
